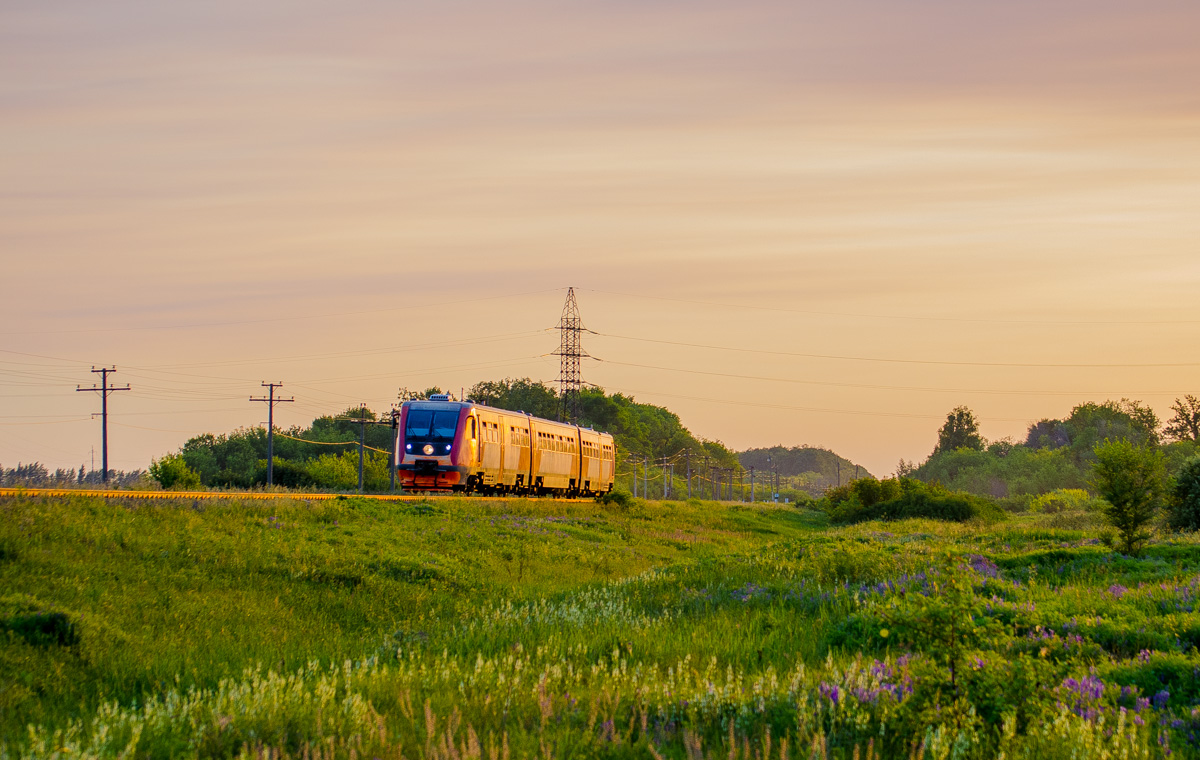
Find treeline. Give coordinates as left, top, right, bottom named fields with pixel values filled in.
left=910, top=396, right=1200, bottom=505
left=0, top=463, right=144, bottom=488
left=155, top=379, right=743, bottom=492
left=739, top=446, right=872, bottom=497
left=167, top=406, right=397, bottom=491
left=467, top=378, right=742, bottom=475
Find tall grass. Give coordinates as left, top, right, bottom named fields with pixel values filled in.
left=2, top=495, right=1199, bottom=758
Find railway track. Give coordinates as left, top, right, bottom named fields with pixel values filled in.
left=0, top=487, right=599, bottom=503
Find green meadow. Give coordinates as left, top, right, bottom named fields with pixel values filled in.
left=2, top=493, right=1199, bottom=759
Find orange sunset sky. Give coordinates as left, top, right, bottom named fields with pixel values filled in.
left=2, top=0, right=1199, bottom=476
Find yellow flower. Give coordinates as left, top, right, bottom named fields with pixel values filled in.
left=880, top=628, right=889, bottom=638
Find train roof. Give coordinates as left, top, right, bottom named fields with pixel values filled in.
left=400, top=398, right=608, bottom=434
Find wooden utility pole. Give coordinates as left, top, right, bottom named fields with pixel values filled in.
left=77, top=367, right=130, bottom=483
left=250, top=382, right=294, bottom=486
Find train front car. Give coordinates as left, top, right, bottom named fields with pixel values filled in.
left=396, top=396, right=473, bottom=492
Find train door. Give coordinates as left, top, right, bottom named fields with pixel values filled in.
left=479, top=417, right=502, bottom=482
left=468, top=416, right=478, bottom=466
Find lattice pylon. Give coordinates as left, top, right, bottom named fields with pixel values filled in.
left=552, top=287, right=588, bottom=424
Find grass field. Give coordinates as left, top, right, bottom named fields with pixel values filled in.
left=2, top=493, right=1199, bottom=759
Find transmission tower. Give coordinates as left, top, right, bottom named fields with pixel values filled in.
left=552, top=287, right=588, bottom=424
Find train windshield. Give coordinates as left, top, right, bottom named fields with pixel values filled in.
left=406, top=409, right=459, bottom=439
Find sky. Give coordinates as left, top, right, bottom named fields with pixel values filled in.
left=2, top=0, right=1199, bottom=477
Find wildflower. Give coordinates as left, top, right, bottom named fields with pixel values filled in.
left=1109, top=584, right=1128, bottom=599
left=968, top=554, right=999, bottom=578
left=1153, top=690, right=1170, bottom=710
left=818, top=682, right=840, bottom=706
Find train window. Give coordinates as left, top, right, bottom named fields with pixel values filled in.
left=431, top=411, right=458, bottom=439
left=469, top=418, right=476, bottom=440
left=405, top=409, right=433, bottom=437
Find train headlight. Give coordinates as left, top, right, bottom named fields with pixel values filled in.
left=405, top=443, right=411, bottom=451
left=445, top=444, right=452, bottom=452
left=422, top=444, right=434, bottom=455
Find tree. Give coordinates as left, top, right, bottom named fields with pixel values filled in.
left=468, top=378, right=558, bottom=420
left=1168, top=455, right=1200, bottom=531
left=1090, top=439, right=1165, bottom=556
left=149, top=453, right=202, bottom=490
left=1064, top=400, right=1159, bottom=460
left=1024, top=418, right=1069, bottom=450
left=1164, top=395, right=1200, bottom=443
left=934, top=406, right=984, bottom=455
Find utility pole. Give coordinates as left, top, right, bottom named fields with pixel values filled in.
left=702, top=455, right=709, bottom=499
left=250, top=382, right=294, bottom=487
left=663, top=457, right=669, bottom=500
left=76, top=367, right=130, bottom=484
left=632, top=454, right=638, bottom=498
left=750, top=466, right=755, bottom=503
left=685, top=450, right=691, bottom=499
left=337, top=406, right=379, bottom=494
left=644, top=454, right=648, bottom=499
left=389, top=408, right=400, bottom=492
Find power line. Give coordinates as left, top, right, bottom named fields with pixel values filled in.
left=597, top=358, right=1192, bottom=396
left=581, top=288, right=1200, bottom=326
left=591, top=332, right=1200, bottom=369
left=0, top=288, right=567, bottom=336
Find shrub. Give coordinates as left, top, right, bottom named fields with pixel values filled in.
left=826, top=478, right=994, bottom=525
left=597, top=489, right=633, bottom=509
left=148, top=453, right=201, bottom=490
left=1168, top=455, right=1200, bottom=531
left=1, top=611, right=79, bottom=647
left=1029, top=488, right=1104, bottom=514
left=1090, top=439, right=1166, bottom=556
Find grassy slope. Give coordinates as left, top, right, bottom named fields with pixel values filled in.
left=2, top=495, right=1199, bottom=758
left=0, top=494, right=821, bottom=740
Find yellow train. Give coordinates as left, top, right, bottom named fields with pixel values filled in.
left=395, top=396, right=615, bottom=496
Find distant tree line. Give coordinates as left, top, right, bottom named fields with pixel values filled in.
left=151, top=379, right=744, bottom=493
left=0, top=463, right=144, bottom=488
left=912, top=398, right=1199, bottom=501
left=739, top=446, right=872, bottom=497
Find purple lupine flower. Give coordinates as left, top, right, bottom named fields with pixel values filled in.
left=818, top=682, right=840, bottom=705
left=1153, top=691, right=1170, bottom=710
left=1109, top=584, right=1128, bottom=599
left=1137, top=649, right=1152, bottom=663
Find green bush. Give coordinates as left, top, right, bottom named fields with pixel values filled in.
left=1, top=611, right=78, bottom=648
left=1029, top=488, right=1104, bottom=514
left=148, top=453, right=201, bottom=490
left=305, top=450, right=390, bottom=491
left=826, top=477, right=995, bottom=524
left=1168, top=455, right=1200, bottom=531
left=597, top=489, right=633, bottom=509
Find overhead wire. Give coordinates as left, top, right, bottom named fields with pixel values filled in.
left=0, top=288, right=567, bottom=336
left=590, top=331, right=1200, bottom=369
left=581, top=288, right=1200, bottom=326
left=595, top=358, right=1189, bottom=397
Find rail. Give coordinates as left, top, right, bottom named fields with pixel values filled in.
left=0, top=487, right=598, bottom=503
